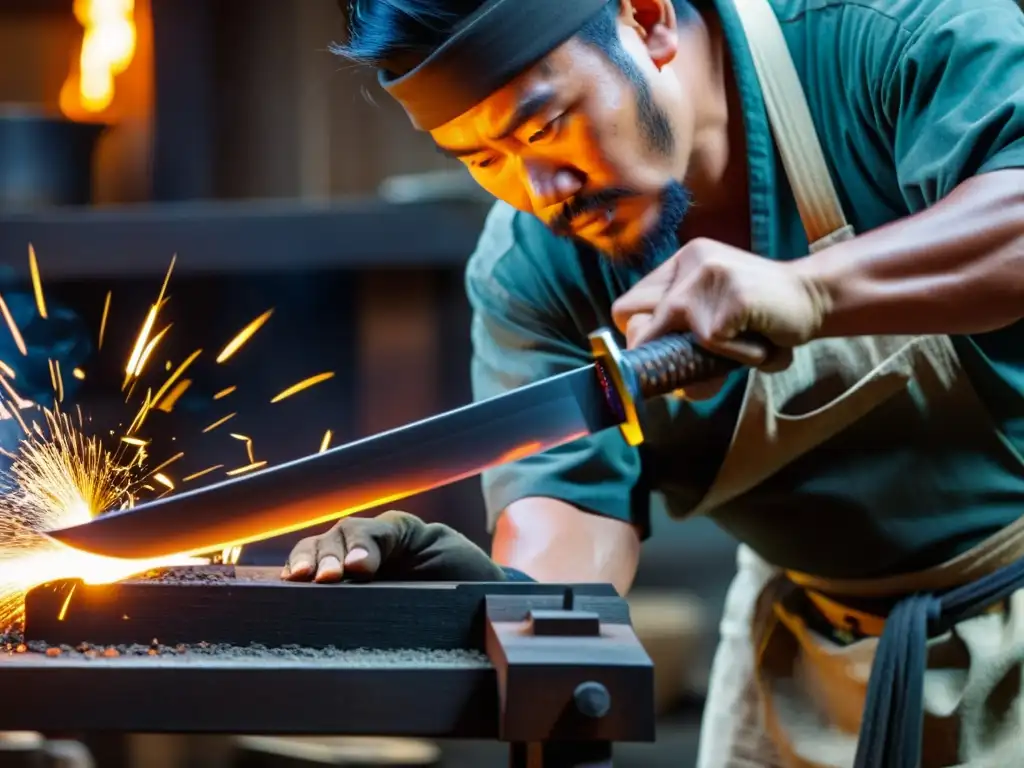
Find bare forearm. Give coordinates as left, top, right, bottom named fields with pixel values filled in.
left=491, top=497, right=641, bottom=596
left=796, top=169, right=1024, bottom=338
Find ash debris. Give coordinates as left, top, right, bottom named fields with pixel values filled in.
left=1, top=626, right=26, bottom=655
left=1, top=627, right=489, bottom=666
left=133, top=565, right=236, bottom=584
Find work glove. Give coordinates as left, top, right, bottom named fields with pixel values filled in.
left=281, top=509, right=513, bottom=583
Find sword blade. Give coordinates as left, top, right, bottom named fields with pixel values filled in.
left=46, top=364, right=619, bottom=559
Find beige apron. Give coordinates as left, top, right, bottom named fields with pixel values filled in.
left=692, top=1, right=1024, bottom=766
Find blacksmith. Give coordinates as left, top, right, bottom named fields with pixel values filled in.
left=284, top=0, right=1024, bottom=764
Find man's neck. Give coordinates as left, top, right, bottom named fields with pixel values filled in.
left=671, top=10, right=750, bottom=241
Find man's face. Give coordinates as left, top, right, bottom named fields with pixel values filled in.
left=430, top=11, right=695, bottom=265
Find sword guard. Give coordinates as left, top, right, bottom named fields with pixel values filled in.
left=589, top=329, right=645, bottom=447
left=588, top=328, right=746, bottom=447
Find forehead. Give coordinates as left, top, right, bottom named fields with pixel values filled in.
left=430, top=40, right=607, bottom=144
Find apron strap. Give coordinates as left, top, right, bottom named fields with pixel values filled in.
left=730, top=0, right=855, bottom=251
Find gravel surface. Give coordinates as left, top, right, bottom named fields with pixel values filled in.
left=131, top=565, right=237, bottom=583
left=1, top=628, right=489, bottom=666
left=8, top=567, right=493, bottom=666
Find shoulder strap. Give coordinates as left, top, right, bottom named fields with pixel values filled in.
left=730, top=0, right=855, bottom=252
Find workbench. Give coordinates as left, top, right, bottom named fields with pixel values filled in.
left=1, top=567, right=656, bottom=768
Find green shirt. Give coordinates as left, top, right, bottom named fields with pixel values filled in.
left=466, top=0, right=1024, bottom=578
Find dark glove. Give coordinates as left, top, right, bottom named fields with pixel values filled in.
left=282, top=510, right=512, bottom=583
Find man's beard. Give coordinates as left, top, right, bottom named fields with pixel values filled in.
left=547, top=73, right=688, bottom=271
left=549, top=180, right=691, bottom=272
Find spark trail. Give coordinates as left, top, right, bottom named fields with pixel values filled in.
left=0, top=245, right=338, bottom=628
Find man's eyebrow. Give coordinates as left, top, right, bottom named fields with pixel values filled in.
left=433, top=90, right=556, bottom=159
left=434, top=143, right=483, bottom=159
left=492, top=90, right=555, bottom=141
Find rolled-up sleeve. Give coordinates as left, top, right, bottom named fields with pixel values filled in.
left=464, top=204, right=651, bottom=535
left=886, top=0, right=1024, bottom=211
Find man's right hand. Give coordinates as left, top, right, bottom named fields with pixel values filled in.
left=281, top=509, right=510, bottom=583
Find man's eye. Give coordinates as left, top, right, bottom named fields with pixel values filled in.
left=528, top=116, right=563, bottom=144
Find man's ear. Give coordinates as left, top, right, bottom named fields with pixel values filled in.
left=618, top=0, right=679, bottom=69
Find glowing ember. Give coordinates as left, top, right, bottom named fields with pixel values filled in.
left=181, top=465, right=222, bottom=482
left=98, top=290, right=111, bottom=350
left=14, top=409, right=137, bottom=517
left=0, top=291, right=27, bottom=357
left=225, top=461, right=267, bottom=477
left=0, top=407, right=201, bottom=627
left=202, top=413, right=236, bottom=433
left=213, top=386, right=236, bottom=400
left=270, top=372, right=335, bottom=403
left=216, top=310, right=273, bottom=364
left=28, top=244, right=48, bottom=321
left=155, top=379, right=191, bottom=412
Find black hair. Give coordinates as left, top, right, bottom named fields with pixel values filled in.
left=332, top=1, right=693, bottom=153
left=332, top=1, right=695, bottom=71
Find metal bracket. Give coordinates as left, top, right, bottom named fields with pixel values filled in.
left=484, top=587, right=655, bottom=767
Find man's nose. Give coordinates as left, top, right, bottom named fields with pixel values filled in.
left=521, top=160, right=583, bottom=212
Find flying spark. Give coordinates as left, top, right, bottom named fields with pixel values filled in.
left=0, top=292, right=27, bottom=357
left=270, top=372, right=335, bottom=403
left=28, top=244, right=47, bottom=320
left=0, top=406, right=202, bottom=626
left=217, top=309, right=273, bottom=364
left=0, top=247, right=328, bottom=630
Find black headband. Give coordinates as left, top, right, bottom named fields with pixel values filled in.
left=380, top=0, right=613, bottom=131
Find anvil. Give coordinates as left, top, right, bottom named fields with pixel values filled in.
left=4, top=565, right=657, bottom=767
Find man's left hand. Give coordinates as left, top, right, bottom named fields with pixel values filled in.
left=611, top=239, right=829, bottom=371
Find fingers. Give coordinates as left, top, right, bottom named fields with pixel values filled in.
left=281, top=515, right=392, bottom=584
left=624, top=313, right=654, bottom=349
left=337, top=515, right=393, bottom=578
left=754, top=345, right=793, bottom=374
left=279, top=523, right=357, bottom=583
left=611, top=257, right=679, bottom=336
left=313, top=528, right=346, bottom=584
left=630, top=297, right=692, bottom=349
left=612, top=286, right=666, bottom=337
left=697, top=336, right=771, bottom=369
left=678, top=376, right=729, bottom=402
left=283, top=536, right=318, bottom=581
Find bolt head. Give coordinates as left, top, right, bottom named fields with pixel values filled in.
left=574, top=681, right=611, bottom=719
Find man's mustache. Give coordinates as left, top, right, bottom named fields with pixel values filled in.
left=550, top=187, right=640, bottom=236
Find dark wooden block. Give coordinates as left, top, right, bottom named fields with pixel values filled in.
left=23, top=566, right=626, bottom=651
left=528, top=610, right=601, bottom=637
left=485, top=596, right=656, bottom=745
left=6, top=570, right=657, bottom=749
left=0, top=648, right=499, bottom=737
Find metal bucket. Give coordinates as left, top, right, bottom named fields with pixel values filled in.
left=0, top=106, right=107, bottom=210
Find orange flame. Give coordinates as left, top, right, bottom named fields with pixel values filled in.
left=60, top=0, right=138, bottom=118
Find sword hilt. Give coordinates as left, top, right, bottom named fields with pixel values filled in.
left=620, top=334, right=742, bottom=399
left=588, top=328, right=750, bottom=447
